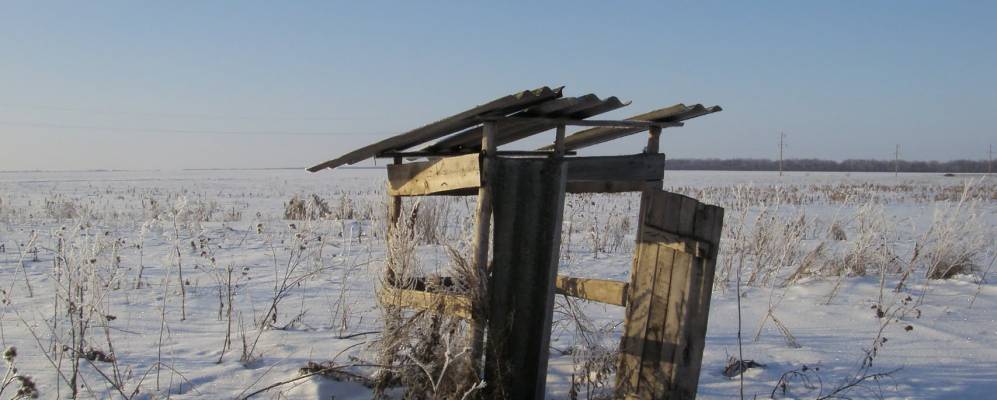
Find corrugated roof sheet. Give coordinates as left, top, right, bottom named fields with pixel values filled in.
left=307, top=86, right=563, bottom=172
left=537, top=104, right=722, bottom=152
left=308, top=86, right=721, bottom=172
left=423, top=94, right=629, bottom=153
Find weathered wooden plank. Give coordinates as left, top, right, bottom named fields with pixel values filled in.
left=385, top=157, right=404, bottom=283
left=637, top=244, right=677, bottom=397
left=639, top=225, right=712, bottom=258
left=617, top=190, right=725, bottom=400
left=388, top=153, right=664, bottom=197
left=654, top=247, right=693, bottom=399
left=566, top=180, right=646, bottom=194
left=386, top=153, right=481, bottom=196
left=378, top=287, right=473, bottom=320
left=670, top=203, right=724, bottom=397
left=467, top=121, right=497, bottom=373
left=554, top=124, right=566, bottom=156
left=618, top=241, right=660, bottom=393
left=390, top=179, right=648, bottom=197
left=555, top=276, right=629, bottom=307
left=485, top=157, right=567, bottom=400
left=397, top=274, right=630, bottom=307
left=565, top=154, right=665, bottom=182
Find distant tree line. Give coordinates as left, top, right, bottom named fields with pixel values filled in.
left=664, top=158, right=991, bottom=173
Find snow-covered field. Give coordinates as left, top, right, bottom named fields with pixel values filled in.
left=0, top=169, right=993, bottom=399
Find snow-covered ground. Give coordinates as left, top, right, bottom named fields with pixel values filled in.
left=0, top=169, right=993, bottom=399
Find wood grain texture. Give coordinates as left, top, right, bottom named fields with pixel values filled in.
left=484, top=157, right=567, bottom=400
left=387, top=153, right=664, bottom=196
left=565, top=153, right=665, bottom=182
left=386, top=153, right=481, bottom=196
left=555, top=276, right=629, bottom=307
left=617, top=190, right=724, bottom=400
left=378, top=287, right=473, bottom=320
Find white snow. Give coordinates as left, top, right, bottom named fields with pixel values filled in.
left=0, top=169, right=993, bottom=399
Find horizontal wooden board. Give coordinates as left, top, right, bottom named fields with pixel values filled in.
left=386, top=153, right=481, bottom=196
left=387, top=153, right=664, bottom=196
left=378, top=287, right=473, bottom=320
left=564, top=154, right=665, bottom=182
left=566, top=181, right=646, bottom=194
left=555, top=276, right=629, bottom=306
left=639, top=225, right=712, bottom=258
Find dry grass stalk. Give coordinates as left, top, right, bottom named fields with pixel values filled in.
left=373, top=200, right=482, bottom=399
left=922, top=180, right=990, bottom=280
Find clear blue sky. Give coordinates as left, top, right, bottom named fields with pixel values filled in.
left=1, top=1, right=994, bottom=170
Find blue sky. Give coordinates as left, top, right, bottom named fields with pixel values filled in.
left=1, top=1, right=994, bottom=170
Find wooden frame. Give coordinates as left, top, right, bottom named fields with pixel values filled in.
left=617, top=191, right=724, bottom=400
left=312, top=88, right=723, bottom=400
left=378, top=132, right=723, bottom=400
left=386, top=153, right=666, bottom=197
left=385, top=274, right=630, bottom=318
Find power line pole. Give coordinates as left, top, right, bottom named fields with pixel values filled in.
left=779, top=132, right=786, bottom=177
left=988, top=143, right=992, bottom=175
left=895, top=144, right=900, bottom=177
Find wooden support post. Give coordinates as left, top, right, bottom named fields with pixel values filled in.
left=468, top=121, right=497, bottom=375
left=387, top=155, right=403, bottom=283
left=635, top=126, right=664, bottom=253
left=617, top=191, right=724, bottom=400
left=374, top=156, right=405, bottom=396
left=646, top=125, right=661, bottom=154
left=389, top=157, right=403, bottom=218
left=484, top=157, right=567, bottom=399
left=554, top=124, right=566, bottom=156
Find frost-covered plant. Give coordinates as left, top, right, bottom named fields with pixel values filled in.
left=921, top=180, right=992, bottom=279
left=284, top=193, right=332, bottom=221
left=556, top=296, right=617, bottom=400
left=0, top=347, right=39, bottom=399
left=373, top=202, right=481, bottom=399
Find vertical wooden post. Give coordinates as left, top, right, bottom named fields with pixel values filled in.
left=646, top=125, right=661, bottom=154
left=468, top=121, right=497, bottom=375
left=636, top=125, right=663, bottom=246
left=386, top=156, right=403, bottom=284
left=388, top=158, right=403, bottom=228
left=375, top=156, right=405, bottom=396
left=554, top=124, right=566, bottom=156
left=617, top=191, right=723, bottom=400
left=484, top=157, right=567, bottom=399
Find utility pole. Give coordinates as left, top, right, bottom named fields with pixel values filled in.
left=989, top=144, right=992, bottom=175
left=779, top=132, right=786, bottom=177
left=895, top=144, right=900, bottom=177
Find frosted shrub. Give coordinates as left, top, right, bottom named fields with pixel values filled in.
left=837, top=202, right=899, bottom=277
left=922, top=181, right=992, bottom=279
left=284, top=193, right=332, bottom=220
